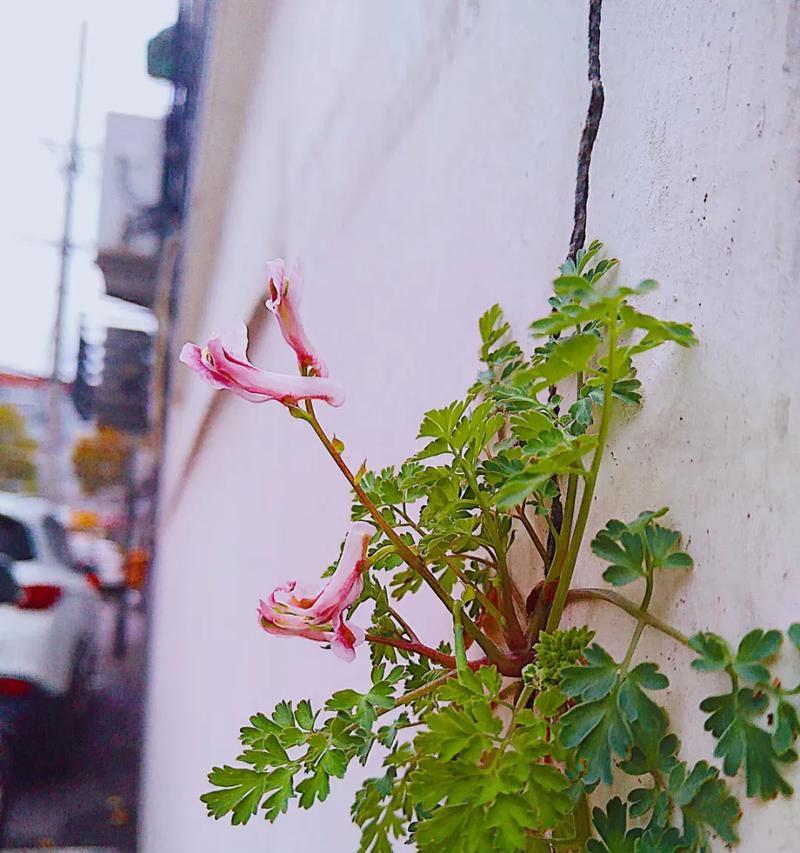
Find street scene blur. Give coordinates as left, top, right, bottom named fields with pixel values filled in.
left=0, top=2, right=195, bottom=850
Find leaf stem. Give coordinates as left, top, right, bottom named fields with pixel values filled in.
left=444, top=557, right=506, bottom=626
left=515, top=506, right=550, bottom=566
left=340, top=671, right=457, bottom=738
left=453, top=601, right=470, bottom=679
left=385, top=604, right=420, bottom=644
left=545, top=318, right=618, bottom=632
left=566, top=587, right=691, bottom=648
left=489, top=683, right=535, bottom=768
left=620, top=571, right=654, bottom=675
left=494, top=542, right=527, bottom=652
left=396, top=505, right=425, bottom=538
left=392, top=671, right=455, bottom=709
left=451, top=551, right=498, bottom=569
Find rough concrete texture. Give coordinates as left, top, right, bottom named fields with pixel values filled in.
left=143, top=2, right=800, bottom=851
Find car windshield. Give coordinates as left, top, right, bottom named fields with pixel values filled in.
left=0, top=513, right=35, bottom=561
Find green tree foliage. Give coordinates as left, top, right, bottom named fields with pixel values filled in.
left=0, top=403, right=38, bottom=492
left=71, top=426, right=130, bottom=496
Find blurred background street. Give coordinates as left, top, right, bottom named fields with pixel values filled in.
left=0, top=2, right=187, bottom=849
left=5, top=598, right=145, bottom=852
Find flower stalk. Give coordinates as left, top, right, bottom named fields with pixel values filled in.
left=303, top=401, right=509, bottom=667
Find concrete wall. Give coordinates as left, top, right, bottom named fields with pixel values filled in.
left=142, top=2, right=800, bottom=851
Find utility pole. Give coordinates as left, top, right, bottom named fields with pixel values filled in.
left=47, top=22, right=87, bottom=503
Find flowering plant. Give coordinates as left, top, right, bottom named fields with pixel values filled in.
left=186, top=244, right=799, bottom=852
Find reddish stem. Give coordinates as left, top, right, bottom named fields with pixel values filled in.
left=365, top=633, right=531, bottom=677
left=366, top=633, right=479, bottom=670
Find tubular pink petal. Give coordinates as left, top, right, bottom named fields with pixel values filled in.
left=264, top=258, right=287, bottom=306
left=260, top=620, right=332, bottom=644
left=220, top=322, right=253, bottom=364
left=179, top=343, right=231, bottom=391
left=257, top=599, right=331, bottom=642
left=179, top=342, right=204, bottom=371
left=218, top=362, right=344, bottom=406
left=258, top=524, right=370, bottom=660
left=330, top=615, right=364, bottom=662
left=180, top=329, right=344, bottom=406
left=285, top=260, right=304, bottom=301
left=308, top=522, right=373, bottom=620
left=264, top=259, right=328, bottom=377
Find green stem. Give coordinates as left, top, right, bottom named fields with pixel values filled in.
left=397, top=505, right=426, bottom=538
left=306, top=404, right=423, bottom=574
left=620, top=571, right=654, bottom=674
left=340, top=670, right=456, bottom=738
left=550, top=474, right=579, bottom=579
left=545, top=318, right=618, bottom=632
left=566, top=587, right=691, bottom=648
left=304, top=403, right=506, bottom=664
left=495, top=543, right=527, bottom=652
left=451, top=551, right=498, bottom=569
left=393, top=671, right=455, bottom=709
left=453, top=602, right=470, bottom=679
left=455, top=451, right=526, bottom=651
left=444, top=557, right=506, bottom=626
left=573, top=793, right=592, bottom=847
left=367, top=543, right=397, bottom=566
left=489, top=683, right=534, bottom=768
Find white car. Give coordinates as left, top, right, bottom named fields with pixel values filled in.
left=0, top=492, right=100, bottom=762
left=70, top=530, right=126, bottom=589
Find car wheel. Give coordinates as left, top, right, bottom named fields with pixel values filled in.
left=0, top=731, right=14, bottom=844
left=40, top=641, right=96, bottom=776
left=65, top=640, right=96, bottom=730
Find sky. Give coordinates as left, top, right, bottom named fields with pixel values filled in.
left=0, top=0, right=177, bottom=378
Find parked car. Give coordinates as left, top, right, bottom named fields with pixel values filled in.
left=0, top=721, right=13, bottom=844
left=0, top=492, right=101, bottom=772
left=70, top=530, right=126, bottom=590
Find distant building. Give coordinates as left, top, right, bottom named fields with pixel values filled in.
left=96, top=112, right=164, bottom=310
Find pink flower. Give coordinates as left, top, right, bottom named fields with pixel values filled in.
left=180, top=322, right=344, bottom=407
left=264, top=260, right=328, bottom=378
left=258, top=522, right=373, bottom=662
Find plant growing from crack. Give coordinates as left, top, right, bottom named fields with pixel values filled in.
left=184, top=243, right=799, bottom=852
left=179, top=2, right=797, bottom=849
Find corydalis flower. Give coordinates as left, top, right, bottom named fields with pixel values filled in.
left=258, top=521, right=373, bottom=662
left=180, top=323, right=344, bottom=407
left=264, top=259, right=327, bottom=377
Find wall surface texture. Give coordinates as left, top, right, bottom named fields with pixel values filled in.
left=142, top=2, right=800, bottom=851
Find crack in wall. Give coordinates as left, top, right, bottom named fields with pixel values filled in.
left=569, top=0, right=605, bottom=261
left=546, top=0, right=606, bottom=561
